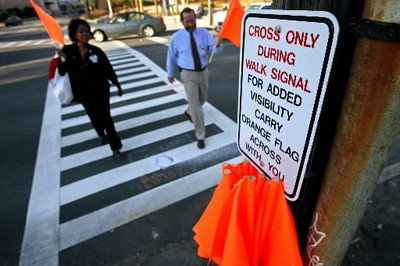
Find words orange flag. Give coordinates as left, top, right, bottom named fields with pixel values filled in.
left=218, top=0, right=245, bottom=47
left=30, top=0, right=64, bottom=46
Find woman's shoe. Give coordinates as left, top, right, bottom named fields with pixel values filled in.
left=112, top=150, right=123, bottom=158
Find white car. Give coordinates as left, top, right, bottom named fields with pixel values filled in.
left=214, top=10, right=227, bottom=32
left=248, top=2, right=273, bottom=10
left=214, top=2, right=273, bottom=32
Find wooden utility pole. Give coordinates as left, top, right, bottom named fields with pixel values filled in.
left=84, top=0, right=91, bottom=16
left=154, top=0, right=159, bottom=15
left=106, top=0, right=113, bottom=18
left=304, top=0, right=400, bottom=264
left=208, top=0, right=213, bottom=26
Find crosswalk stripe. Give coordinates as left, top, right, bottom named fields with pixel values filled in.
left=15, top=40, right=32, bottom=47
left=110, top=77, right=162, bottom=92
left=61, top=93, right=181, bottom=129
left=61, top=102, right=187, bottom=148
left=61, top=83, right=180, bottom=115
left=32, top=39, right=47, bottom=45
left=61, top=118, right=213, bottom=171
left=59, top=155, right=242, bottom=250
left=116, top=71, right=154, bottom=82
left=110, top=57, right=138, bottom=65
left=60, top=132, right=235, bottom=205
left=108, top=54, right=133, bottom=61
left=1, top=41, right=17, bottom=48
left=112, top=61, right=143, bottom=70
left=115, top=65, right=148, bottom=76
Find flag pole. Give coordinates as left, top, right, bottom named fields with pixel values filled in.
left=208, top=43, right=217, bottom=64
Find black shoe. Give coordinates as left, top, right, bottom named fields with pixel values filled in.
left=197, top=139, right=205, bottom=149
left=99, top=136, right=107, bottom=145
left=112, top=150, right=123, bottom=158
left=184, top=111, right=192, bottom=123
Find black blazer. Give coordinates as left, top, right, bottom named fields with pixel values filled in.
left=58, top=43, right=120, bottom=102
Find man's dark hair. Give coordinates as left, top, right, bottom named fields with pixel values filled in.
left=68, top=18, right=92, bottom=42
left=180, top=7, right=196, bottom=22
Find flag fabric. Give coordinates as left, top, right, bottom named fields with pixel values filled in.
left=193, top=161, right=303, bottom=266
left=30, top=0, right=64, bottom=46
left=218, top=0, right=245, bottom=47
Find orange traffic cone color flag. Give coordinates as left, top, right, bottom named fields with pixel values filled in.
left=218, top=0, right=245, bottom=47
left=193, top=161, right=303, bottom=265
left=30, top=0, right=65, bottom=46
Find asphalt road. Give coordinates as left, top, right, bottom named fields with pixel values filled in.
left=0, top=16, right=399, bottom=266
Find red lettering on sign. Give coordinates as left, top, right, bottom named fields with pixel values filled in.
left=271, top=67, right=311, bottom=93
left=285, top=30, right=320, bottom=48
left=248, top=25, right=280, bottom=42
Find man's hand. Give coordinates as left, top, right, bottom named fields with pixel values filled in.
left=215, top=36, right=221, bottom=48
left=168, top=76, right=175, bottom=83
left=117, top=86, right=124, bottom=96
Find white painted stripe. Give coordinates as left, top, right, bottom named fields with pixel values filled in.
left=61, top=83, right=179, bottom=115
left=147, top=36, right=170, bottom=46
left=61, top=118, right=212, bottom=171
left=61, top=99, right=186, bottom=148
left=113, top=61, right=142, bottom=70
left=109, top=77, right=162, bottom=92
left=110, top=57, right=138, bottom=65
left=60, top=132, right=236, bottom=205
left=378, top=161, right=400, bottom=184
left=1, top=41, right=17, bottom=48
left=32, top=39, right=47, bottom=45
left=116, top=71, right=154, bottom=83
left=115, top=65, right=148, bottom=76
left=15, top=40, right=32, bottom=47
left=20, top=84, right=61, bottom=264
left=59, top=155, right=243, bottom=250
left=61, top=105, right=187, bottom=148
left=107, top=54, right=133, bottom=61
left=61, top=93, right=182, bottom=129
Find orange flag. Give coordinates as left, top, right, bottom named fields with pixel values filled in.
left=193, top=161, right=303, bottom=266
left=30, top=0, right=64, bottom=46
left=218, top=0, right=245, bottom=47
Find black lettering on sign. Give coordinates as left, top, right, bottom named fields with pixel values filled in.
left=266, top=83, right=302, bottom=106
left=250, top=134, right=281, bottom=164
left=247, top=74, right=264, bottom=89
left=274, top=137, right=300, bottom=163
left=241, top=114, right=272, bottom=142
left=268, top=161, right=285, bottom=181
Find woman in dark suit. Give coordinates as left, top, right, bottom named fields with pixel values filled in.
left=58, top=19, right=124, bottom=157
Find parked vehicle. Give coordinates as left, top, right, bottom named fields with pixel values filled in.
left=248, top=2, right=273, bottom=10
left=214, top=2, right=273, bottom=32
left=91, top=11, right=166, bottom=42
left=5, top=16, right=23, bottom=27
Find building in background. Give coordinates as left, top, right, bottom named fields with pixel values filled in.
left=0, top=0, right=60, bottom=11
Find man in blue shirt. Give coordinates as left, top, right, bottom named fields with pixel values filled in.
left=167, top=7, right=222, bottom=149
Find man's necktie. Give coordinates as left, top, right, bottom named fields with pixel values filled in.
left=190, top=31, right=202, bottom=71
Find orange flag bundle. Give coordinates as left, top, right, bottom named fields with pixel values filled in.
left=218, top=0, right=245, bottom=47
left=30, top=0, right=65, bottom=46
left=193, top=161, right=303, bottom=266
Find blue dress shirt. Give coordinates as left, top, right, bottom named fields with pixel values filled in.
left=167, top=27, right=222, bottom=77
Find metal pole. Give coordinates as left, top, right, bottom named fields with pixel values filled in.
left=304, top=0, right=400, bottom=265
left=208, top=0, right=213, bottom=26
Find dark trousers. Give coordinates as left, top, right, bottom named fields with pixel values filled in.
left=81, top=97, right=122, bottom=151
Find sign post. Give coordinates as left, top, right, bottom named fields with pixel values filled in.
left=237, top=10, right=339, bottom=201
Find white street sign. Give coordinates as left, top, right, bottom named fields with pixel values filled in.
left=237, top=10, right=339, bottom=201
